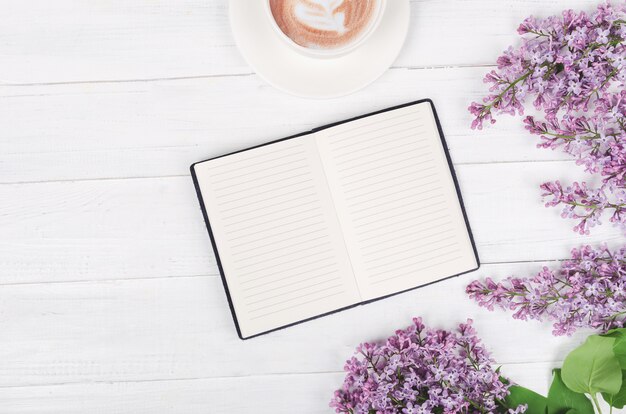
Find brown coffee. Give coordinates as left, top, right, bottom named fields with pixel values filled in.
left=269, top=0, right=380, bottom=51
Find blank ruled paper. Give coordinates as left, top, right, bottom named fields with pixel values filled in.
left=193, top=136, right=360, bottom=338
left=316, top=102, right=478, bottom=300
left=192, top=101, right=478, bottom=338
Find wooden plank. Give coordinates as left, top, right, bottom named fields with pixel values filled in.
left=1, top=67, right=569, bottom=184
left=0, top=362, right=563, bottom=414
left=0, top=160, right=621, bottom=285
left=0, top=269, right=591, bottom=387
left=0, top=0, right=602, bottom=84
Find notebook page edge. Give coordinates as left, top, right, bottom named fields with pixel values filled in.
left=191, top=162, right=245, bottom=339
left=192, top=135, right=361, bottom=338
left=315, top=101, right=480, bottom=301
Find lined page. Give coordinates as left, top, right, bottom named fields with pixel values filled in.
left=315, top=102, right=478, bottom=300
left=193, top=136, right=360, bottom=338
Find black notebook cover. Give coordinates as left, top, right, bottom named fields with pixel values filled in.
left=190, top=99, right=480, bottom=339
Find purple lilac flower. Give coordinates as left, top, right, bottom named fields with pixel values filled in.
left=330, top=318, right=524, bottom=414
left=466, top=244, right=626, bottom=336
left=540, top=180, right=626, bottom=234
left=469, top=2, right=626, bottom=234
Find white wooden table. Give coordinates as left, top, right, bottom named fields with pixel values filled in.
left=1, top=1, right=623, bottom=412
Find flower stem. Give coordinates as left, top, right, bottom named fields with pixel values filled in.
left=480, top=70, right=533, bottom=116
left=591, top=393, right=603, bottom=414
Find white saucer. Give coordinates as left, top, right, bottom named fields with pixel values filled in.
left=229, top=0, right=410, bottom=99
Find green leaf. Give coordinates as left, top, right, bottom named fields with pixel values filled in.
left=547, top=369, right=594, bottom=414
left=561, top=335, right=622, bottom=396
left=505, top=385, right=548, bottom=414
left=614, top=339, right=626, bottom=368
left=602, top=328, right=626, bottom=338
left=603, top=329, right=626, bottom=369
left=602, top=370, right=626, bottom=409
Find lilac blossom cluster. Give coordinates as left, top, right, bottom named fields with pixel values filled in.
left=330, top=318, right=525, bottom=414
left=540, top=180, right=626, bottom=234
left=467, top=244, right=626, bottom=336
left=468, top=2, right=626, bottom=234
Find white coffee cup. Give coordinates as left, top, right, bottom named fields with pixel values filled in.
left=264, top=0, right=387, bottom=59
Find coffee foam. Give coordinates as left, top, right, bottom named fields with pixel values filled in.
left=269, top=0, right=379, bottom=50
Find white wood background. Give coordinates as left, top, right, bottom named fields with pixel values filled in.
left=1, top=1, right=622, bottom=412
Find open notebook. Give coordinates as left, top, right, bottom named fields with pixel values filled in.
left=191, top=100, right=479, bottom=339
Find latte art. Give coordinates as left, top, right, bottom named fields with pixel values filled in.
left=269, top=0, right=380, bottom=51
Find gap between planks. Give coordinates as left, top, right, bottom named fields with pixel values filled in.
left=0, top=64, right=497, bottom=89
left=0, top=360, right=560, bottom=390
left=0, top=159, right=577, bottom=186
left=0, top=258, right=567, bottom=287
